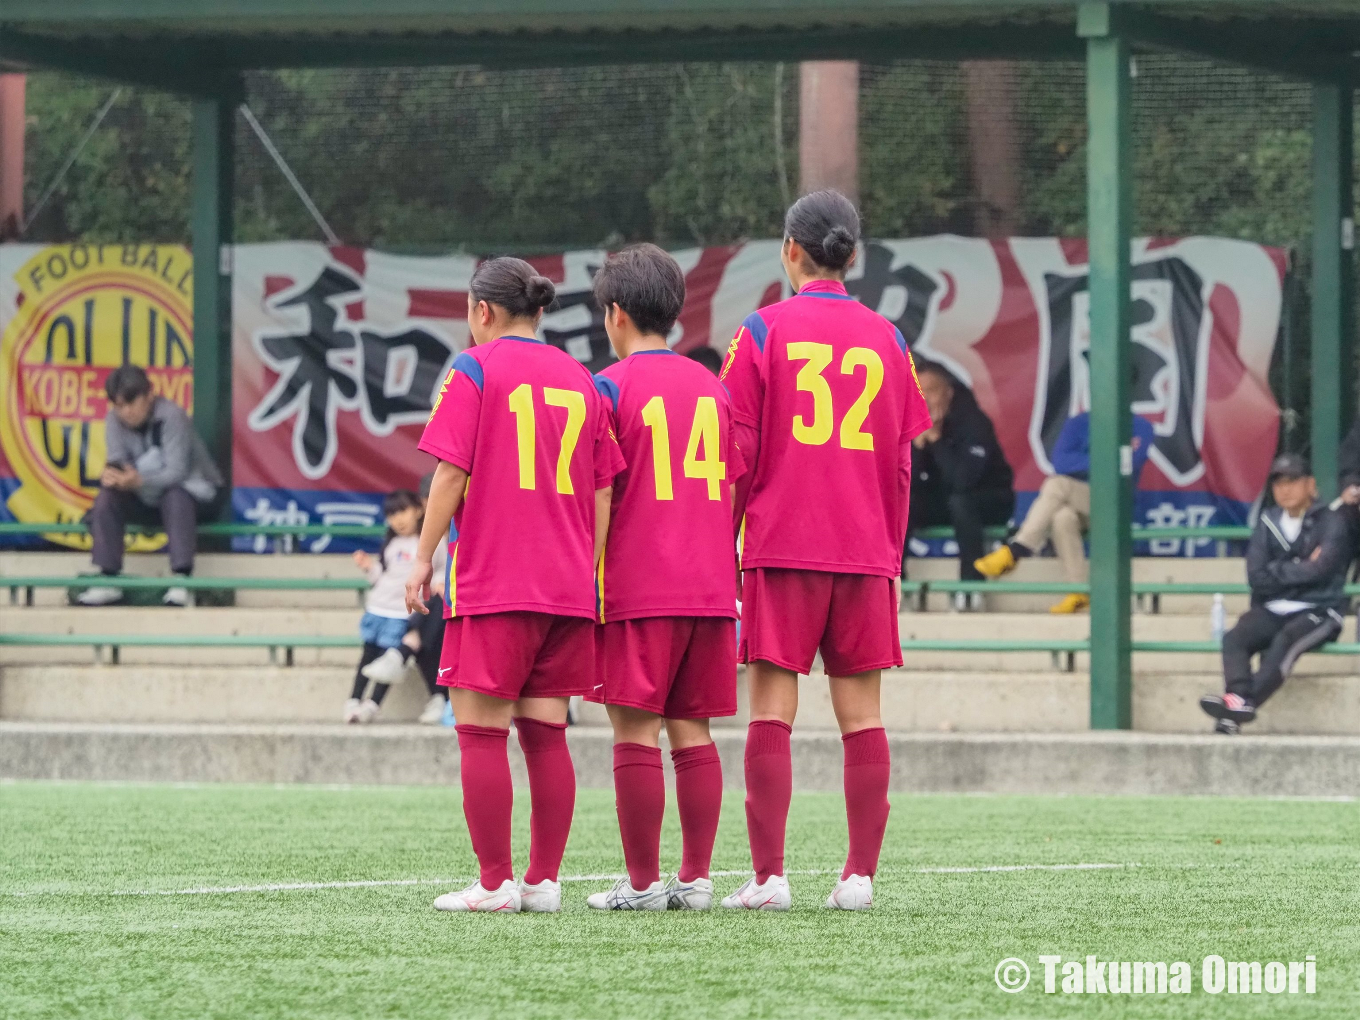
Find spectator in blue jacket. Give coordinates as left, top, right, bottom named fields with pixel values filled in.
left=974, top=410, right=1155, bottom=613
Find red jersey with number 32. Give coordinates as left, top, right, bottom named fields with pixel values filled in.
left=418, top=336, right=625, bottom=619
left=594, top=350, right=744, bottom=622
left=721, top=279, right=932, bottom=577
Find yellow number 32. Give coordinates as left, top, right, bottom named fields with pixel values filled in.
left=787, top=342, right=884, bottom=450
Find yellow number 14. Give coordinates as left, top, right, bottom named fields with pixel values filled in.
left=641, top=395, right=726, bottom=501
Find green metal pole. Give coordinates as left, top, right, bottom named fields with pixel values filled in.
left=191, top=92, right=235, bottom=506
left=1311, top=81, right=1353, bottom=502
left=1080, top=3, right=1132, bottom=730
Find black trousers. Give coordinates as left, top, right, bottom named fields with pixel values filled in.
left=907, top=481, right=1014, bottom=580
left=1222, top=605, right=1343, bottom=706
left=409, top=594, right=447, bottom=697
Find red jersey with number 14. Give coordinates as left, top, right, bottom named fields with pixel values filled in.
left=418, top=336, right=625, bottom=620
left=721, top=279, right=932, bottom=578
left=594, top=350, right=744, bottom=622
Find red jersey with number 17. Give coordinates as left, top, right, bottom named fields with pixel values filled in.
left=418, top=336, right=625, bottom=620
left=594, top=350, right=744, bottom=622
left=721, top=279, right=932, bottom=578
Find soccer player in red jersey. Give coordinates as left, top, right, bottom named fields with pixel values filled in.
left=583, top=245, right=743, bottom=912
left=718, top=191, right=932, bottom=911
left=406, top=257, right=625, bottom=914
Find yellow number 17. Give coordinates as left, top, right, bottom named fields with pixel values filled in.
left=508, top=383, right=586, bottom=494
left=787, top=342, right=884, bottom=450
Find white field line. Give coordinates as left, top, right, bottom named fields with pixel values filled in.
left=4, top=863, right=1136, bottom=898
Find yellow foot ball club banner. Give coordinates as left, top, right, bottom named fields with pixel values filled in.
left=0, top=243, right=193, bottom=551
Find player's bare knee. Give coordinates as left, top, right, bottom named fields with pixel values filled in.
left=665, top=716, right=713, bottom=749
left=606, top=704, right=663, bottom=746
left=511, top=695, right=570, bottom=726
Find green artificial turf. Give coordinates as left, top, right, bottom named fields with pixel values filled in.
left=1, top=783, right=1356, bottom=1019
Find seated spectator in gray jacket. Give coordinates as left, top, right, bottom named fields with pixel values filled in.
left=1200, top=454, right=1349, bottom=734
left=78, top=365, right=224, bottom=607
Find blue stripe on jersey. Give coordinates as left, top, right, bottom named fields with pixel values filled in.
left=594, top=374, right=621, bottom=412
left=796, top=290, right=856, bottom=301
left=892, top=326, right=908, bottom=355
left=452, top=351, right=484, bottom=391
left=742, top=311, right=769, bottom=352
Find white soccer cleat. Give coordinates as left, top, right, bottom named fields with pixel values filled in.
left=417, top=694, right=447, bottom=725
left=719, top=874, right=791, bottom=911
left=355, top=699, right=381, bottom=724
left=518, top=878, right=562, bottom=913
left=664, top=875, right=714, bottom=911
left=361, top=647, right=408, bottom=684
left=824, top=874, right=874, bottom=911
left=76, top=585, right=123, bottom=606
left=586, top=877, right=668, bottom=911
left=162, top=585, right=189, bottom=607
left=433, top=879, right=520, bottom=913
left=343, top=698, right=363, bottom=723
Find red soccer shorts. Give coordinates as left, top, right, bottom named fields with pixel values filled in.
left=590, top=617, right=738, bottom=719
left=738, top=568, right=901, bottom=676
left=438, top=611, right=594, bottom=701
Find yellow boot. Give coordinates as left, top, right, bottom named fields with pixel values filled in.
left=973, top=545, right=1017, bottom=579
left=1049, top=593, right=1090, bottom=614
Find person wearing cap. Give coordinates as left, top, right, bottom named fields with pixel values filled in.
left=1200, top=453, right=1349, bottom=734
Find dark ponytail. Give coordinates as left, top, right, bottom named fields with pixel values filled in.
left=783, top=189, right=860, bottom=272
left=469, top=257, right=557, bottom=317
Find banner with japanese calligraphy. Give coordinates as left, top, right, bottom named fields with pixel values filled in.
left=0, top=237, right=1285, bottom=556
left=228, top=238, right=1284, bottom=555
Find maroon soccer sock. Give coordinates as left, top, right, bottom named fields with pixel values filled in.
left=612, top=742, right=665, bottom=890
left=454, top=724, right=514, bottom=889
left=841, top=726, right=891, bottom=880
left=514, top=717, right=576, bottom=885
left=744, top=720, right=793, bottom=884
left=671, top=742, right=723, bottom=883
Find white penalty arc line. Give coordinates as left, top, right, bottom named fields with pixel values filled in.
left=5, top=863, right=1136, bottom=898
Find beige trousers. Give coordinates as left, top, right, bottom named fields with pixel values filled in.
left=1013, top=475, right=1090, bottom=584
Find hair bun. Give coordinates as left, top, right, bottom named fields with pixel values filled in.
left=822, top=226, right=856, bottom=267
left=525, top=275, right=556, bottom=309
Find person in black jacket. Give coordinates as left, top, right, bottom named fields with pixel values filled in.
left=1334, top=415, right=1360, bottom=547
left=1200, top=454, right=1349, bottom=734
left=906, top=362, right=1015, bottom=599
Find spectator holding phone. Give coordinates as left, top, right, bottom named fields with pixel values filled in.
left=77, top=365, right=223, bottom=607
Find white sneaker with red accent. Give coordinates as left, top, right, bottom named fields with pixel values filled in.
left=719, top=874, right=791, bottom=911
left=824, top=874, right=874, bottom=910
left=433, top=879, right=520, bottom=913
left=518, top=878, right=562, bottom=913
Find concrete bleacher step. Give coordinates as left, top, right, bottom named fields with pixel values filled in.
left=5, top=553, right=1256, bottom=613
left=907, top=555, right=1251, bottom=613
left=5, top=662, right=1358, bottom=734
left=4, top=723, right=1358, bottom=796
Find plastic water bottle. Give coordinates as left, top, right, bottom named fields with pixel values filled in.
left=1210, top=593, right=1226, bottom=644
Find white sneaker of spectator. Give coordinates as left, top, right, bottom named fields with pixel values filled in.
left=162, top=585, right=190, bottom=607
left=418, top=694, right=446, bottom=725
left=77, top=585, right=123, bottom=606
left=343, top=698, right=363, bottom=724
left=356, top=699, right=381, bottom=724
left=360, top=647, right=408, bottom=684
